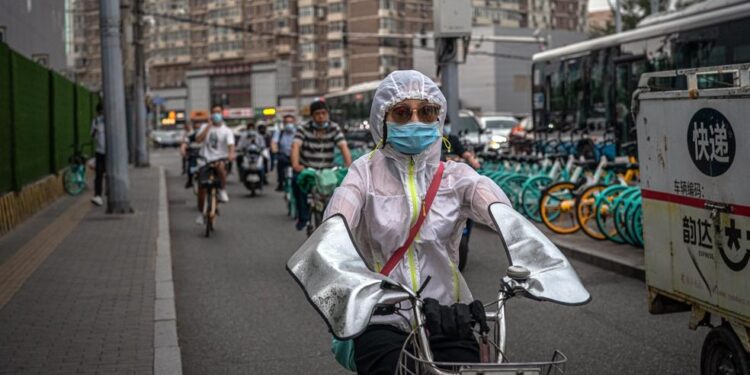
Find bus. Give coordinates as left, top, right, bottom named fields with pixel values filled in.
left=531, top=0, right=750, bottom=150
left=324, top=80, right=381, bottom=129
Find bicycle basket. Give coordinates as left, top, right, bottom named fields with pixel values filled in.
left=396, top=332, right=567, bottom=375
left=315, top=169, right=339, bottom=196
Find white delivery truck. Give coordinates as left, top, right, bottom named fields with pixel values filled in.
left=634, top=63, right=750, bottom=374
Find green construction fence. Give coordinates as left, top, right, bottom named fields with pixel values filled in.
left=0, top=42, right=100, bottom=195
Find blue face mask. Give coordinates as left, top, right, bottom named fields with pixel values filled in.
left=211, top=113, right=223, bottom=124
left=386, top=122, right=440, bottom=155
left=284, top=123, right=295, bottom=132
left=312, top=121, right=329, bottom=129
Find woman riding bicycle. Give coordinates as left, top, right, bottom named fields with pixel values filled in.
left=323, top=70, right=513, bottom=374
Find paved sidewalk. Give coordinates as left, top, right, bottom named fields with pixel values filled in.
left=534, top=223, right=645, bottom=280
left=0, top=167, right=170, bottom=374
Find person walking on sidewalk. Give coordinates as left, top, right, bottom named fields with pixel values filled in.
left=290, top=100, right=352, bottom=231
left=195, top=105, right=235, bottom=224
left=272, top=114, right=296, bottom=192
left=90, top=103, right=106, bottom=206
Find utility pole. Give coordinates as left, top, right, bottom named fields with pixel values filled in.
left=650, top=0, right=660, bottom=14
left=134, top=0, right=149, bottom=166
left=615, top=0, right=623, bottom=33
left=437, top=38, right=459, bottom=127
left=433, top=0, right=472, bottom=132
left=99, top=0, right=133, bottom=213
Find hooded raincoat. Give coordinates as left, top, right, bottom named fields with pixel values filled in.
left=323, top=70, right=511, bottom=331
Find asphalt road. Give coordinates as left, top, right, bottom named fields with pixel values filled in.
left=153, top=150, right=704, bottom=375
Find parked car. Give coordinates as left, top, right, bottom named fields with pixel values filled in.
left=151, top=126, right=185, bottom=148
left=452, top=110, right=484, bottom=151
left=478, top=114, right=521, bottom=150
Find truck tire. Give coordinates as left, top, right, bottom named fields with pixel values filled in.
left=701, top=324, right=750, bottom=375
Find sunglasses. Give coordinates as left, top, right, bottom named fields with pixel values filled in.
left=389, top=103, right=441, bottom=125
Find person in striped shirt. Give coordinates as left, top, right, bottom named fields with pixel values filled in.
left=290, top=100, right=352, bottom=230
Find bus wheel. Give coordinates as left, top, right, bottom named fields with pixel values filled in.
left=701, top=324, right=750, bottom=375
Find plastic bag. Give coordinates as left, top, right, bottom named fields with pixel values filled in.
left=331, top=337, right=356, bottom=371
left=315, top=169, right=339, bottom=196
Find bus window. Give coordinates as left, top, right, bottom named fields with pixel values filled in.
left=548, top=61, right=564, bottom=113
left=564, top=58, right=583, bottom=122
left=614, top=59, right=646, bottom=144
left=587, top=49, right=609, bottom=131
left=645, top=34, right=684, bottom=91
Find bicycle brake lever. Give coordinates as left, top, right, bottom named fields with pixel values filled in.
left=415, top=275, right=432, bottom=297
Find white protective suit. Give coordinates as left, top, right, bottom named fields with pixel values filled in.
left=323, top=70, right=511, bottom=331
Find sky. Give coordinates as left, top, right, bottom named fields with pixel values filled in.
left=589, top=0, right=612, bottom=11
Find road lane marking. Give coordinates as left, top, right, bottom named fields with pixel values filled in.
left=0, top=194, right=91, bottom=310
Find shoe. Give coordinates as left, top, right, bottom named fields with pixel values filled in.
left=217, top=189, right=229, bottom=203
left=275, top=185, right=284, bottom=192
left=90, top=196, right=103, bottom=206
left=195, top=215, right=205, bottom=225
left=295, top=220, right=307, bottom=231
left=185, top=180, right=193, bottom=189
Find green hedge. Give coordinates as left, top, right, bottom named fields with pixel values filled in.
left=0, top=43, right=12, bottom=193
left=76, top=85, right=92, bottom=149
left=51, top=72, right=75, bottom=171
left=0, top=42, right=98, bottom=194
left=12, top=51, right=51, bottom=188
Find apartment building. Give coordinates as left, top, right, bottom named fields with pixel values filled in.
left=147, top=0, right=191, bottom=89
left=70, top=0, right=101, bottom=89
left=527, top=0, right=587, bottom=31
left=472, top=0, right=528, bottom=28
left=143, top=0, right=291, bottom=112
left=346, top=0, right=432, bottom=87
left=69, top=0, right=137, bottom=92
left=74, top=0, right=587, bottom=111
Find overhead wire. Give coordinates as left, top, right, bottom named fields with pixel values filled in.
left=138, top=10, right=534, bottom=61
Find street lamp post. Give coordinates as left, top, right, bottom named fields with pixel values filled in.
left=99, top=0, right=133, bottom=213
left=134, top=0, right=149, bottom=167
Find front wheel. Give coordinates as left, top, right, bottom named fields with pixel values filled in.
left=204, top=189, right=216, bottom=238
left=701, top=324, right=750, bottom=375
left=540, top=182, right=581, bottom=235
left=576, top=184, right=608, bottom=241
left=63, top=166, right=86, bottom=196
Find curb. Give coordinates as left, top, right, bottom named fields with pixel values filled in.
left=478, top=223, right=645, bottom=281
left=552, top=240, right=645, bottom=281
left=154, top=166, right=183, bottom=375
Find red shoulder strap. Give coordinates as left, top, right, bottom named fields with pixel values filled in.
left=380, top=162, right=444, bottom=276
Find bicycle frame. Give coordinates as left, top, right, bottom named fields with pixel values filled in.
left=387, top=279, right=566, bottom=375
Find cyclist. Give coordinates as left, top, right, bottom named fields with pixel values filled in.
left=272, top=114, right=297, bottom=191
left=195, top=104, right=235, bottom=225
left=290, top=100, right=352, bottom=231
left=236, top=121, right=268, bottom=183
left=180, top=121, right=202, bottom=189
left=441, top=115, right=480, bottom=169
left=321, top=70, right=512, bottom=374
